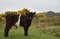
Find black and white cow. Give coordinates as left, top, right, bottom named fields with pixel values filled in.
left=4, top=12, right=35, bottom=37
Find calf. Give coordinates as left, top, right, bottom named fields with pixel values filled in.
left=4, top=12, right=35, bottom=37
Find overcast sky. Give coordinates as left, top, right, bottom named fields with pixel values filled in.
left=0, top=0, right=60, bottom=13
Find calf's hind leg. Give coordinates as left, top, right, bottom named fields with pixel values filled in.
left=4, top=23, right=13, bottom=37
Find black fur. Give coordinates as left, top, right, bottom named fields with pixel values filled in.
left=4, top=12, right=35, bottom=37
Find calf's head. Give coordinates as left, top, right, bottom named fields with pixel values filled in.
left=26, top=12, right=35, bottom=20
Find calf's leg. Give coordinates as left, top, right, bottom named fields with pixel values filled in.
left=4, top=23, right=13, bottom=37
left=24, top=27, right=29, bottom=36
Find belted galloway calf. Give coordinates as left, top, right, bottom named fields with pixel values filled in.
left=4, top=12, right=35, bottom=37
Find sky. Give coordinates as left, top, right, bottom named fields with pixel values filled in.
left=0, top=0, right=60, bottom=13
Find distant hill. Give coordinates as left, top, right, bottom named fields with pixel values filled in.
left=46, top=11, right=55, bottom=17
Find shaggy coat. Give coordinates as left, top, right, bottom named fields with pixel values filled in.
left=4, top=12, right=35, bottom=37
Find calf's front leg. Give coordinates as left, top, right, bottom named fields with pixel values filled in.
left=24, top=26, right=29, bottom=36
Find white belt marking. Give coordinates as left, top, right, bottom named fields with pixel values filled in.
left=15, top=14, right=21, bottom=26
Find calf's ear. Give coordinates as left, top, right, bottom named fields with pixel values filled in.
left=33, top=12, right=36, bottom=14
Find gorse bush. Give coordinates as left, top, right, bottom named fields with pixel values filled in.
left=0, top=14, right=5, bottom=21
left=5, top=8, right=30, bottom=15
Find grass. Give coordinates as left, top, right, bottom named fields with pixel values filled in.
left=0, top=21, right=60, bottom=39
left=0, top=27, right=55, bottom=39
